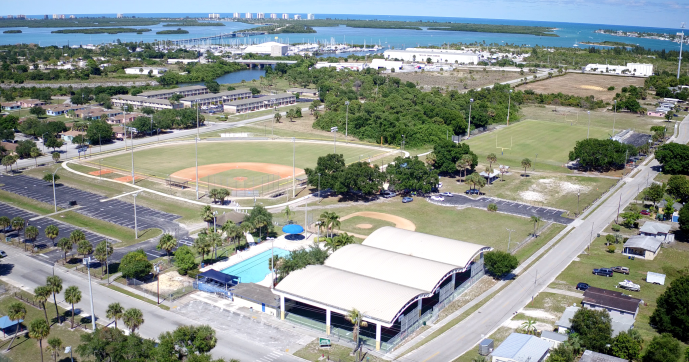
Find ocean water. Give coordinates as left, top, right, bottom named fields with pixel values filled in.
left=0, top=13, right=684, bottom=51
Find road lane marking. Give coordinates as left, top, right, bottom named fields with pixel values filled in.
left=421, top=352, right=439, bottom=362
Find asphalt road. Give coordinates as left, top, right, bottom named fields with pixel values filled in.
left=430, top=194, right=572, bottom=224
left=403, top=117, right=688, bottom=362
left=0, top=250, right=303, bottom=362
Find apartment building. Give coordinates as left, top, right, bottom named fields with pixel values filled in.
left=137, top=86, right=208, bottom=100
left=112, top=95, right=183, bottom=111
left=180, top=89, right=252, bottom=108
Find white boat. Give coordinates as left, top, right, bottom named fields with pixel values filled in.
left=619, top=280, right=640, bottom=292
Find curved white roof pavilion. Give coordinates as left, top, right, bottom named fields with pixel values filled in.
left=274, top=227, right=491, bottom=327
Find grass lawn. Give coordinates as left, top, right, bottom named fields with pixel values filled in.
left=452, top=326, right=515, bottom=362
left=294, top=338, right=386, bottom=362
left=465, top=120, right=610, bottom=173
left=339, top=216, right=396, bottom=236
left=548, top=235, right=689, bottom=350
left=513, top=223, right=567, bottom=263
left=98, top=141, right=394, bottom=178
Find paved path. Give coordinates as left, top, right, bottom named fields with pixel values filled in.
left=393, top=115, right=689, bottom=362
left=429, top=194, right=573, bottom=224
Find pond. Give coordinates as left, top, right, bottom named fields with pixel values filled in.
left=179, top=68, right=265, bottom=87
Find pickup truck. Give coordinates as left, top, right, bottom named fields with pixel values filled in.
left=611, top=266, right=630, bottom=275
left=593, top=268, right=613, bottom=277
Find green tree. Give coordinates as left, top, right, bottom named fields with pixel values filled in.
left=44, top=225, right=59, bottom=246
left=57, top=237, right=72, bottom=261
left=0, top=216, right=9, bottom=237
left=30, top=105, right=46, bottom=118
left=46, top=275, right=62, bottom=324
left=46, top=337, right=62, bottom=362
left=679, top=205, right=689, bottom=232
left=611, top=331, right=641, bottom=361
left=650, top=275, right=689, bottom=340
left=64, top=286, right=81, bottom=329
left=432, top=140, right=477, bottom=174
left=336, top=161, right=385, bottom=195
left=42, top=173, right=60, bottom=185
left=205, top=80, right=220, bottom=93
left=655, top=143, right=689, bottom=175
left=94, top=240, right=113, bottom=274
left=486, top=153, right=497, bottom=170
left=304, top=153, right=346, bottom=191
left=521, top=158, right=532, bottom=176
left=157, top=233, right=176, bottom=261
left=6, top=301, right=26, bottom=351
left=570, top=308, right=612, bottom=353
left=30, top=147, right=41, bottom=167
left=642, top=333, right=681, bottom=362
left=86, top=119, right=113, bottom=146
left=52, top=152, right=60, bottom=163
left=69, top=229, right=85, bottom=245
left=2, top=155, right=16, bottom=172
left=569, top=138, right=636, bottom=171
left=546, top=343, right=574, bottom=362
left=77, top=239, right=92, bottom=257
left=193, top=234, right=213, bottom=263
left=483, top=250, right=518, bottom=278
left=344, top=308, right=368, bottom=343
left=174, top=246, right=198, bottom=275
left=666, top=175, right=689, bottom=203
left=387, top=156, right=439, bottom=193
left=158, top=324, right=218, bottom=359
left=106, top=302, right=124, bottom=330
left=33, top=285, right=51, bottom=325
left=273, top=112, right=282, bottom=123
left=24, top=225, right=39, bottom=251
left=530, top=215, right=542, bottom=236
left=286, top=108, right=296, bottom=122
left=283, top=206, right=294, bottom=222
left=123, top=308, right=144, bottom=334
left=120, top=250, right=152, bottom=279
left=250, top=87, right=261, bottom=95
left=521, top=318, right=537, bottom=335
left=11, top=216, right=24, bottom=242
left=200, top=205, right=214, bottom=225
left=29, top=318, right=50, bottom=362
left=645, top=183, right=666, bottom=207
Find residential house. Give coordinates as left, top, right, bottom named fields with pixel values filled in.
left=539, top=331, right=568, bottom=349
left=0, top=142, right=17, bottom=155
left=639, top=221, right=673, bottom=242
left=286, top=88, right=319, bottom=98
left=556, top=305, right=634, bottom=337
left=490, top=333, right=550, bottom=362
left=18, top=99, right=45, bottom=108
left=61, top=130, right=87, bottom=144
left=112, top=126, right=126, bottom=140
left=582, top=287, right=641, bottom=318
left=42, top=104, right=85, bottom=116
left=579, top=350, right=628, bottom=362
left=108, top=113, right=142, bottom=125
left=622, top=236, right=662, bottom=260
left=1, top=103, right=20, bottom=111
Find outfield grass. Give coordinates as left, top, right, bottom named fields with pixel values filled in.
left=465, top=120, right=610, bottom=173
left=549, top=235, right=689, bottom=350
left=98, top=141, right=393, bottom=178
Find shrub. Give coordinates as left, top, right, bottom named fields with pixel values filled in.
left=487, top=203, right=498, bottom=212
left=605, top=234, right=616, bottom=244
left=611, top=224, right=621, bottom=232
left=608, top=86, right=615, bottom=91
left=119, top=250, right=152, bottom=280
left=174, top=246, right=197, bottom=276
left=607, top=245, right=616, bottom=253
left=484, top=250, right=518, bottom=279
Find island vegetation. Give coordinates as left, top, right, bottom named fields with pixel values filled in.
left=52, top=28, right=152, bottom=34
left=2, top=30, right=22, bottom=34
left=162, top=21, right=225, bottom=27
left=0, top=17, right=161, bottom=28
left=156, top=28, right=189, bottom=35
left=580, top=40, right=633, bottom=47
left=239, top=19, right=558, bottom=37
left=235, top=23, right=316, bottom=34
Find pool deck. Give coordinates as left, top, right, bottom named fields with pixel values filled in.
left=200, top=233, right=317, bottom=287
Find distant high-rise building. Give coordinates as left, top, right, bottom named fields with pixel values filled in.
left=52, top=14, right=58, bottom=19
left=44, top=15, right=49, bottom=19
left=69, top=15, right=75, bottom=18
left=59, top=15, right=65, bottom=19
left=294, top=14, right=302, bottom=20
left=307, top=13, right=315, bottom=20
left=270, top=13, right=277, bottom=19
left=245, top=12, right=252, bottom=19
left=233, top=12, right=240, bottom=18
left=7, top=15, right=14, bottom=19
left=209, top=13, right=220, bottom=19
left=281, top=13, right=289, bottom=19
left=257, top=13, right=265, bottom=19
left=16, top=14, right=26, bottom=19
left=116, top=13, right=123, bottom=18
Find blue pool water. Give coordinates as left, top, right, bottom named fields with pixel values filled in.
left=221, top=248, right=290, bottom=284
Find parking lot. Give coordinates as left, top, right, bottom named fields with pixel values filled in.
left=0, top=174, right=180, bottom=232
left=430, top=193, right=573, bottom=224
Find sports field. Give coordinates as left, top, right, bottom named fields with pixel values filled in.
left=466, top=120, right=609, bottom=172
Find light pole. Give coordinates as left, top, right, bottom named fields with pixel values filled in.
left=51, top=168, right=59, bottom=212
left=267, top=237, right=275, bottom=289
left=401, top=135, right=405, bottom=151
left=678, top=24, right=685, bottom=80
left=587, top=111, right=591, bottom=139
left=467, top=98, right=474, bottom=139
left=612, top=100, right=617, bottom=136
left=83, top=257, right=96, bottom=331
left=132, top=190, right=143, bottom=239
left=616, top=192, right=622, bottom=224
left=318, top=173, right=321, bottom=201
left=154, top=264, right=160, bottom=304
left=507, top=90, right=513, bottom=126
left=344, top=101, right=350, bottom=141
left=331, top=126, right=338, bottom=153
left=292, top=137, right=296, bottom=198
left=130, top=123, right=135, bottom=185
left=577, top=191, right=580, bottom=216
left=507, top=228, right=515, bottom=253
left=195, top=106, right=199, bottom=200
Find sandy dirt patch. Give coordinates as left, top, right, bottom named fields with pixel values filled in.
left=356, top=223, right=373, bottom=229
left=391, top=70, right=520, bottom=91
left=170, top=162, right=304, bottom=189
left=519, top=309, right=557, bottom=320
left=88, top=169, right=113, bottom=176
left=140, top=270, right=194, bottom=295
left=502, top=319, right=554, bottom=331
left=518, top=178, right=590, bottom=203
left=114, top=175, right=142, bottom=182
left=233, top=177, right=248, bottom=181
left=580, top=85, right=606, bottom=91
left=517, top=73, right=645, bottom=102
left=340, top=211, right=416, bottom=231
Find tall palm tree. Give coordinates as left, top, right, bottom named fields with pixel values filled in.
left=521, top=158, right=532, bottom=177
left=34, top=286, right=51, bottom=324
left=77, top=239, right=92, bottom=257
left=207, top=230, right=223, bottom=260
left=64, top=286, right=81, bottom=329
left=0, top=216, right=10, bottom=237
left=11, top=216, right=24, bottom=244
left=323, top=238, right=338, bottom=253
left=6, top=302, right=26, bottom=351
left=106, top=302, right=124, bottom=330
left=123, top=308, right=144, bottom=334
left=24, top=225, right=39, bottom=252
left=486, top=153, right=497, bottom=170
left=521, top=318, right=537, bottom=335
left=345, top=309, right=368, bottom=345
left=46, top=276, right=62, bottom=324
left=222, top=222, right=242, bottom=245
left=201, top=205, right=214, bottom=227
left=69, top=230, right=85, bottom=246
left=283, top=206, right=294, bottom=222
left=320, top=212, right=341, bottom=238
left=461, top=154, right=474, bottom=181
left=29, top=318, right=50, bottom=362
left=46, top=337, right=62, bottom=362
left=317, top=213, right=329, bottom=238
left=94, top=240, right=113, bottom=275
left=193, top=234, right=212, bottom=263
left=44, top=225, right=59, bottom=246
left=530, top=215, right=542, bottom=237
left=157, top=234, right=176, bottom=261
left=57, top=237, right=72, bottom=261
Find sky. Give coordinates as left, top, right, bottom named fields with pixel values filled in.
left=3, top=0, right=688, bottom=29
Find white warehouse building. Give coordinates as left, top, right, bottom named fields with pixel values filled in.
left=584, top=63, right=654, bottom=77
left=383, top=48, right=479, bottom=64
left=244, top=41, right=288, bottom=56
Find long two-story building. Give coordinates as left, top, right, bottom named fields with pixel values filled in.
left=112, top=95, right=183, bottom=111
left=223, top=93, right=296, bottom=114
left=180, top=89, right=253, bottom=108
left=138, top=85, right=208, bottom=100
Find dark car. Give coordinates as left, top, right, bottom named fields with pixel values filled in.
left=402, top=197, right=413, bottom=203
left=465, top=189, right=481, bottom=195
left=611, top=266, right=630, bottom=275
left=576, top=282, right=589, bottom=291
left=593, top=268, right=613, bottom=277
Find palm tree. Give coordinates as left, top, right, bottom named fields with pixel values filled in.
left=57, top=238, right=72, bottom=261
left=283, top=205, right=294, bottom=222
left=486, top=153, right=497, bottom=170
left=24, top=225, right=39, bottom=252
left=77, top=239, right=92, bottom=257
left=69, top=230, right=85, bottom=246
left=459, top=154, right=473, bottom=181
left=46, top=276, right=62, bottom=324
left=94, top=240, right=113, bottom=274
left=30, top=147, right=41, bottom=167
left=29, top=318, right=50, bottom=362
left=521, top=158, right=532, bottom=176
left=157, top=234, right=176, bottom=261
left=106, top=302, right=124, bottom=330
left=345, top=309, right=368, bottom=346
left=46, top=337, right=62, bottom=362
left=530, top=215, right=542, bottom=237
left=64, top=286, right=81, bottom=329
left=6, top=302, right=26, bottom=351
left=273, top=112, right=282, bottom=123
left=123, top=308, right=144, bottom=334
left=34, top=286, right=51, bottom=324
left=319, top=212, right=340, bottom=238
left=207, top=230, right=223, bottom=260
left=193, top=234, right=213, bottom=263
left=308, top=103, right=315, bottom=115
left=11, top=216, right=24, bottom=244
left=222, top=222, right=242, bottom=245
left=0, top=216, right=10, bottom=237
left=334, top=233, right=355, bottom=249
left=323, top=237, right=338, bottom=253
left=44, top=225, right=59, bottom=246
left=499, top=164, right=509, bottom=181
left=521, top=318, right=537, bottom=335
left=201, top=205, right=214, bottom=227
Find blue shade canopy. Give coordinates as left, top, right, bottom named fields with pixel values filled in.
left=199, top=269, right=238, bottom=285
left=0, top=316, right=21, bottom=329
left=282, top=224, right=304, bottom=234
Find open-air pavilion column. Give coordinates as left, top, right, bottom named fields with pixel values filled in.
left=418, top=299, right=422, bottom=317
left=280, top=295, right=285, bottom=320
left=326, top=308, right=331, bottom=335
left=376, top=323, right=382, bottom=351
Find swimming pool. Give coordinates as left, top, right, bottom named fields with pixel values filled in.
left=221, top=248, right=290, bottom=284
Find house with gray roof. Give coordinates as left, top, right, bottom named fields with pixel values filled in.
left=579, top=350, right=628, bottom=362
left=490, top=333, right=550, bottom=362
left=556, top=306, right=634, bottom=337
left=639, top=221, right=673, bottom=242
left=540, top=330, right=568, bottom=349
left=623, top=235, right=662, bottom=260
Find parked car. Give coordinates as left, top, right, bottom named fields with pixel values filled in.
left=430, top=195, right=445, bottom=201
left=465, top=189, right=482, bottom=195
left=576, top=282, right=590, bottom=291
left=402, top=197, right=413, bottom=203
left=640, top=210, right=651, bottom=215
left=0, top=250, right=6, bottom=258
left=380, top=190, right=397, bottom=199
left=593, top=268, right=613, bottom=277
left=441, top=192, right=453, bottom=197
left=619, top=280, right=640, bottom=292
left=611, top=266, right=630, bottom=275
left=438, top=182, right=443, bottom=189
